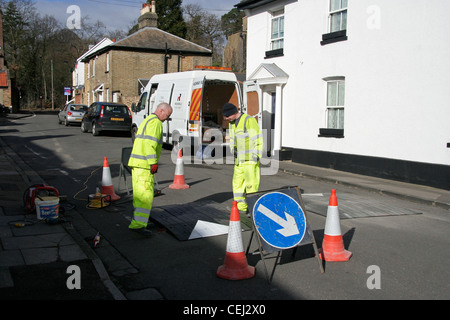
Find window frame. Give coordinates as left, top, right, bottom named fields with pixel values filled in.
left=320, top=0, right=348, bottom=46
left=270, top=9, right=284, bottom=50
left=328, top=0, right=348, bottom=33
left=319, top=77, right=345, bottom=138
left=326, top=80, right=345, bottom=129
left=265, top=8, right=285, bottom=59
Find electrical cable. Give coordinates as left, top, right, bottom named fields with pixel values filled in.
left=72, top=165, right=108, bottom=209
left=73, top=165, right=102, bottom=201
left=72, top=158, right=123, bottom=209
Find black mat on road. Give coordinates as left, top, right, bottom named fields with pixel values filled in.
left=302, top=192, right=422, bottom=219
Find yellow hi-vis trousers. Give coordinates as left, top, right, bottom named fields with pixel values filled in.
left=232, top=161, right=260, bottom=212
left=129, top=167, right=154, bottom=229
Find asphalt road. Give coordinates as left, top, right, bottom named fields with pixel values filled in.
left=2, top=113, right=449, bottom=301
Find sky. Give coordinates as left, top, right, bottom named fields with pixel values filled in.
left=33, top=0, right=240, bottom=32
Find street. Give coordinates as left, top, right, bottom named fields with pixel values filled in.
left=1, top=113, right=449, bottom=301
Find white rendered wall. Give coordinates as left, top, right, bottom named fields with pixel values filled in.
left=246, top=0, right=450, bottom=166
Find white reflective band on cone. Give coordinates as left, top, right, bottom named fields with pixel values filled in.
left=174, top=158, right=184, bottom=175
left=324, top=205, right=342, bottom=236
left=102, top=167, right=113, bottom=186
left=226, top=220, right=244, bottom=253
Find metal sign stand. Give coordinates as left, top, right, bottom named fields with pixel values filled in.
left=245, top=186, right=324, bottom=284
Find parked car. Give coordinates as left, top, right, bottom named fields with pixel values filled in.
left=58, top=104, right=88, bottom=126
left=0, top=104, right=10, bottom=117
left=81, top=102, right=132, bottom=136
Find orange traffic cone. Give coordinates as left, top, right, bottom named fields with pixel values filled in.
left=319, top=189, right=352, bottom=261
left=169, top=149, right=189, bottom=189
left=217, top=201, right=255, bottom=280
left=101, top=157, right=120, bottom=201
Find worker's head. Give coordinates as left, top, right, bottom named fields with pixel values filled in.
left=222, top=103, right=239, bottom=121
left=155, top=102, right=173, bottom=122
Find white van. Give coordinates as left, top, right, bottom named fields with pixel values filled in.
left=131, top=69, right=243, bottom=151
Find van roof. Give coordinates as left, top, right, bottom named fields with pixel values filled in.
left=150, top=70, right=238, bottom=82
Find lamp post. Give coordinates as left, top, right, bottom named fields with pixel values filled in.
left=51, top=59, right=54, bottom=110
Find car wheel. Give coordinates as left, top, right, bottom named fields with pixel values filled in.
left=64, top=118, right=69, bottom=126
left=92, top=122, right=100, bottom=136
left=81, top=122, right=88, bottom=133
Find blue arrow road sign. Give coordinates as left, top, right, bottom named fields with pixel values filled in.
left=253, top=192, right=306, bottom=249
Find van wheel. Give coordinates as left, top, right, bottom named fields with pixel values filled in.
left=92, top=122, right=100, bottom=136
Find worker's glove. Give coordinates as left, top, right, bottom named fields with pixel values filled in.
left=252, top=155, right=259, bottom=162
left=150, top=164, right=158, bottom=174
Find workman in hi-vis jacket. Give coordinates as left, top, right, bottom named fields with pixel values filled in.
left=128, top=102, right=173, bottom=236
left=222, top=103, right=263, bottom=214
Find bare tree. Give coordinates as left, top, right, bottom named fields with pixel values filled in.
left=71, top=16, right=107, bottom=53
left=184, top=4, right=204, bottom=44
left=184, top=4, right=225, bottom=66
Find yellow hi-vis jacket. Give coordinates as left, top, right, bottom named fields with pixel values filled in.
left=128, top=114, right=163, bottom=169
left=229, top=114, right=263, bottom=163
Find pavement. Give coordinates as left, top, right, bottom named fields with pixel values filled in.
left=0, top=111, right=449, bottom=300
left=0, top=112, right=125, bottom=300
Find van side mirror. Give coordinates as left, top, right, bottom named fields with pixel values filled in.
left=131, top=103, right=136, bottom=112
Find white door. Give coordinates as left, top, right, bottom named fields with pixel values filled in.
left=243, top=80, right=267, bottom=154
left=113, top=92, right=119, bottom=103
left=243, top=80, right=262, bottom=125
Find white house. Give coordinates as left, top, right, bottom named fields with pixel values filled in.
left=236, top=0, right=450, bottom=189
left=72, top=37, right=114, bottom=104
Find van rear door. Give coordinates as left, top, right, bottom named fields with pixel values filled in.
left=187, top=76, right=205, bottom=141
left=244, top=80, right=270, bottom=153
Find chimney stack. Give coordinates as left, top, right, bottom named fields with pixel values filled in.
left=138, top=1, right=157, bottom=29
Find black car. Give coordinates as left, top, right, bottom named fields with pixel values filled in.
left=81, top=102, right=132, bottom=136
left=0, top=104, right=10, bottom=116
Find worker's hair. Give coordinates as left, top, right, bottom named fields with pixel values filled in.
left=156, top=102, right=173, bottom=113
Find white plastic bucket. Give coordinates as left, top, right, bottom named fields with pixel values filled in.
left=35, top=196, right=59, bottom=220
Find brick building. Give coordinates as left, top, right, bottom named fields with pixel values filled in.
left=80, top=2, right=212, bottom=107
left=0, top=9, right=12, bottom=109
left=72, top=38, right=114, bottom=105
left=224, top=17, right=247, bottom=73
